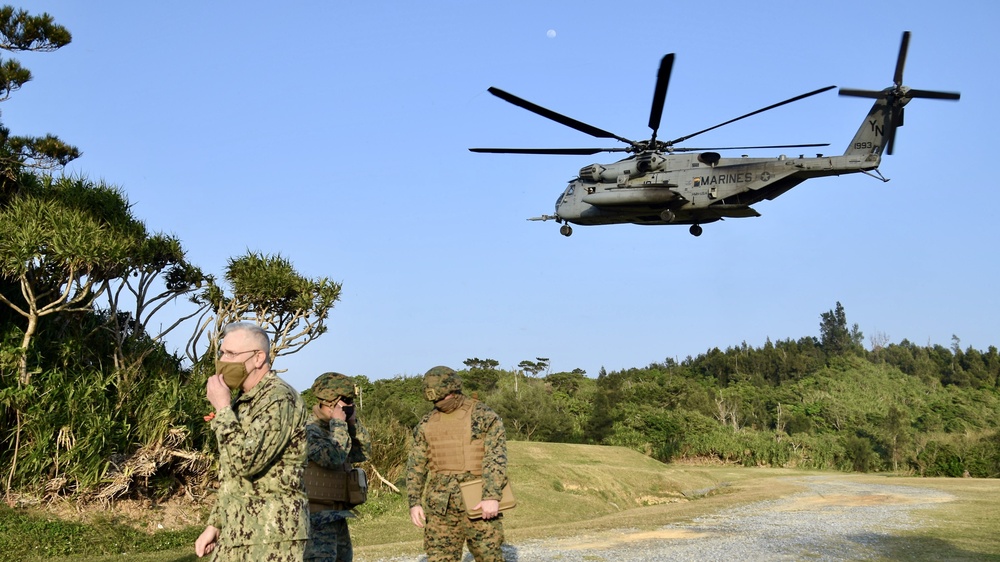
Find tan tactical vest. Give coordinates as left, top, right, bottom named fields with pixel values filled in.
left=424, top=397, right=484, bottom=475
left=305, top=460, right=352, bottom=513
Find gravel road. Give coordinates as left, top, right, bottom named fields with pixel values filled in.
left=376, top=475, right=955, bottom=561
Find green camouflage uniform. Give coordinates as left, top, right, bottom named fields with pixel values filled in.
left=407, top=371, right=508, bottom=562
left=304, top=415, right=371, bottom=561
left=207, top=371, right=310, bottom=562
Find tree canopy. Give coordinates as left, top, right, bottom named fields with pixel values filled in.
left=0, top=6, right=78, bottom=181
left=0, top=6, right=342, bottom=504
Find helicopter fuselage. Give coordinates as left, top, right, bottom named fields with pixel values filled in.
left=550, top=150, right=881, bottom=227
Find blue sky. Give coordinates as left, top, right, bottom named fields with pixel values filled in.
left=7, top=1, right=997, bottom=390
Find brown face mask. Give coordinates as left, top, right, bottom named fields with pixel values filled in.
left=434, top=393, right=463, bottom=413
left=216, top=360, right=249, bottom=390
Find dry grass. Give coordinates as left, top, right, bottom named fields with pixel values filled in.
left=14, top=441, right=1000, bottom=561
left=354, top=443, right=1000, bottom=561
left=853, top=475, right=1000, bottom=561
left=353, top=443, right=820, bottom=560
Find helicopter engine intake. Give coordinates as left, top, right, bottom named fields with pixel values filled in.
left=578, top=164, right=607, bottom=183
left=636, top=152, right=665, bottom=174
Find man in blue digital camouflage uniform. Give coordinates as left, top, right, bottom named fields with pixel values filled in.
left=407, top=366, right=508, bottom=562
left=305, top=372, right=372, bottom=562
left=195, top=322, right=310, bottom=561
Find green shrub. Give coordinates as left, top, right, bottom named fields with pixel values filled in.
left=0, top=505, right=201, bottom=561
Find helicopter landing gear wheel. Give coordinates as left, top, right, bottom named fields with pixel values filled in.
left=689, top=224, right=703, bottom=237
left=659, top=210, right=675, bottom=223
left=559, top=224, right=573, bottom=237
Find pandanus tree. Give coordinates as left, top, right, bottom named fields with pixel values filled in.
left=188, top=251, right=342, bottom=366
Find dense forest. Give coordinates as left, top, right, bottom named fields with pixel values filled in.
left=1, top=8, right=999, bottom=508
left=353, top=305, right=1000, bottom=490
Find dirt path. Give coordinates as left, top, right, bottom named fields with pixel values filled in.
left=493, top=475, right=956, bottom=561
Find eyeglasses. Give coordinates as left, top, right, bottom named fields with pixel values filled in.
left=217, top=348, right=261, bottom=360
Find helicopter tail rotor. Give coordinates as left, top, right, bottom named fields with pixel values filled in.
left=839, top=31, right=960, bottom=155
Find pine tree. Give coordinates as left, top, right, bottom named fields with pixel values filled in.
left=819, top=301, right=863, bottom=356
left=0, top=6, right=78, bottom=194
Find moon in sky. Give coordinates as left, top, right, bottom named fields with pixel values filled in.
left=546, top=29, right=557, bottom=38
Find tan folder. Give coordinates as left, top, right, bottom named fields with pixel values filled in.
left=459, top=479, right=516, bottom=519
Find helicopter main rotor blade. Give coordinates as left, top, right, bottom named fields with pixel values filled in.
left=486, top=87, right=636, bottom=145
left=671, top=143, right=831, bottom=153
left=894, top=31, right=910, bottom=87
left=666, top=85, right=836, bottom=146
left=468, top=147, right=629, bottom=155
left=469, top=148, right=630, bottom=156
left=647, top=54, right=674, bottom=139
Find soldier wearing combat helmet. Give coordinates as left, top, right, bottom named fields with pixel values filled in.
left=305, top=372, right=371, bottom=562
left=421, top=366, right=463, bottom=403
left=407, top=366, right=508, bottom=562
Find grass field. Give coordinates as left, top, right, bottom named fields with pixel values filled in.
left=6, top=441, right=1000, bottom=561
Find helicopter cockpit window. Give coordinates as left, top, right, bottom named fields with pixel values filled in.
left=561, top=185, right=574, bottom=202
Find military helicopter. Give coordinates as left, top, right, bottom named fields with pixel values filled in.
left=471, top=32, right=960, bottom=237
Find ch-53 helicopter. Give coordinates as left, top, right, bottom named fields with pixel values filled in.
left=471, top=32, right=960, bottom=237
